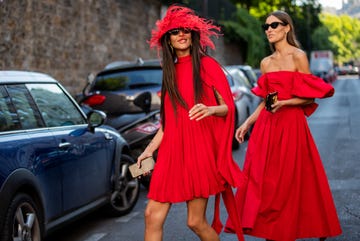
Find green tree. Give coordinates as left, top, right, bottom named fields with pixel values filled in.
left=230, top=0, right=323, bottom=53
left=319, top=13, right=360, bottom=64
left=311, top=25, right=336, bottom=53
left=221, top=7, right=266, bottom=66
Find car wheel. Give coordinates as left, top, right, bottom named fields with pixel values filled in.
left=1, top=193, right=43, bottom=241
left=106, top=154, right=140, bottom=216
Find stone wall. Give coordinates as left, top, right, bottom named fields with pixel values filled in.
left=0, top=0, right=243, bottom=95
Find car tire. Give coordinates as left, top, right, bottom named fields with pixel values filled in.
left=106, top=154, right=140, bottom=216
left=1, top=193, right=43, bottom=241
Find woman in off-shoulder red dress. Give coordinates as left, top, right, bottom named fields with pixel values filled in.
left=225, top=11, right=342, bottom=241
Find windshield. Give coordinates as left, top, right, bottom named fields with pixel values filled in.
left=93, top=68, right=162, bottom=91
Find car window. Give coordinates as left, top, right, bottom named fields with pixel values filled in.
left=0, top=86, right=21, bottom=132
left=225, top=74, right=234, bottom=87
left=227, top=69, right=250, bottom=88
left=237, top=72, right=252, bottom=89
left=243, top=69, right=257, bottom=85
left=27, top=83, right=86, bottom=127
left=93, top=69, right=162, bottom=91
left=6, top=85, right=44, bottom=130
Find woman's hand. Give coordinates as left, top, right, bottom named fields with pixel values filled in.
left=270, top=100, right=284, bottom=113
left=136, top=152, right=153, bottom=177
left=270, top=98, right=314, bottom=113
left=137, top=151, right=153, bottom=167
left=235, top=122, right=251, bottom=143
left=189, top=103, right=215, bottom=121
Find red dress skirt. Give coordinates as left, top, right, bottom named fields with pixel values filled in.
left=226, top=71, right=342, bottom=240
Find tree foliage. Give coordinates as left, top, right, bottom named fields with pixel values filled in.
left=317, top=13, right=360, bottom=64
left=161, top=0, right=360, bottom=65
left=221, top=8, right=266, bottom=66
left=246, top=0, right=322, bottom=52
left=221, top=0, right=322, bottom=65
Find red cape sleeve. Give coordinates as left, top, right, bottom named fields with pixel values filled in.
left=201, top=56, right=246, bottom=241
left=201, top=56, right=246, bottom=187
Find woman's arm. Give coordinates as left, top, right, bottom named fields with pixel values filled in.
left=271, top=97, right=314, bottom=113
left=235, top=101, right=265, bottom=143
left=137, top=127, right=163, bottom=165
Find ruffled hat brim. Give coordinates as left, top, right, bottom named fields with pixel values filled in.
left=149, top=5, right=221, bottom=51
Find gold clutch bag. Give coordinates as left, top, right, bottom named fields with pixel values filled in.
left=129, top=156, right=155, bottom=178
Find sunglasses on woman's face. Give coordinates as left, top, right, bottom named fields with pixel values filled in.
left=168, top=28, right=191, bottom=36
left=262, top=22, right=287, bottom=31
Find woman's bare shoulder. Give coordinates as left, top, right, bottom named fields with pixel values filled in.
left=260, top=55, right=272, bottom=72
left=292, top=48, right=310, bottom=73
left=292, top=48, right=307, bottom=61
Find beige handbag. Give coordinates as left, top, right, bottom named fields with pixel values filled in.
left=129, top=156, right=155, bottom=178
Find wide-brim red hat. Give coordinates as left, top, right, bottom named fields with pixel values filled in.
left=149, top=5, right=221, bottom=51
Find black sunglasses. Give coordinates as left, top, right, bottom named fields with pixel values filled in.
left=262, top=22, right=287, bottom=31
left=168, top=28, right=191, bottom=36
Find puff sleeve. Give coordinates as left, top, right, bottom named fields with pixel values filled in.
left=292, top=72, right=334, bottom=116
left=251, top=75, right=267, bottom=98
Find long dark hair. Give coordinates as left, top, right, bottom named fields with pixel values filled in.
left=267, top=10, right=300, bottom=52
left=160, top=30, right=207, bottom=129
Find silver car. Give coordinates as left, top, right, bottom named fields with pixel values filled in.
left=224, top=66, right=261, bottom=137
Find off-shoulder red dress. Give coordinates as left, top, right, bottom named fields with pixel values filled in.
left=148, top=55, right=246, bottom=240
left=226, top=71, right=342, bottom=240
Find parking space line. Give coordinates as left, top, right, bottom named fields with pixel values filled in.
left=115, top=211, right=140, bottom=223
left=83, top=233, right=106, bottom=241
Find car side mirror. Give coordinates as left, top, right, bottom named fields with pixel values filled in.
left=134, top=91, right=151, bottom=113
left=87, top=110, right=107, bottom=132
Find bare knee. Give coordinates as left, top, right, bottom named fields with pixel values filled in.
left=144, top=206, right=161, bottom=228
left=144, top=201, right=170, bottom=230
left=187, top=216, right=207, bottom=234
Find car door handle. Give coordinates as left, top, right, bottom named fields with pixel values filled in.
left=59, top=142, right=71, bottom=148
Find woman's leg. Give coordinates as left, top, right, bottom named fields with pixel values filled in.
left=187, top=198, right=220, bottom=241
left=144, top=199, right=171, bottom=241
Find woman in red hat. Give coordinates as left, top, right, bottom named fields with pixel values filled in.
left=137, top=4, right=246, bottom=241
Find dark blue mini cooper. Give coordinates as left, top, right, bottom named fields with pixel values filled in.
left=0, top=71, right=140, bottom=241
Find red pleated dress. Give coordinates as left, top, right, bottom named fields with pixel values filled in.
left=147, top=55, right=246, bottom=240
left=226, top=71, right=342, bottom=240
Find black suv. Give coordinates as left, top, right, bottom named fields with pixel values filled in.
left=80, top=58, right=162, bottom=117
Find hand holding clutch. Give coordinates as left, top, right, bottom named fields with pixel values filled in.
left=129, top=156, right=155, bottom=178
left=265, top=92, right=278, bottom=111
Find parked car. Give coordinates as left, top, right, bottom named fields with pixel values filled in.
left=253, top=68, right=262, bottom=80
left=226, top=65, right=259, bottom=88
left=0, top=71, right=140, bottom=241
left=75, top=58, right=163, bottom=187
left=223, top=67, right=261, bottom=146
left=225, top=66, right=261, bottom=117
left=313, top=67, right=337, bottom=83
left=336, top=65, right=359, bottom=75
left=77, top=58, right=162, bottom=116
